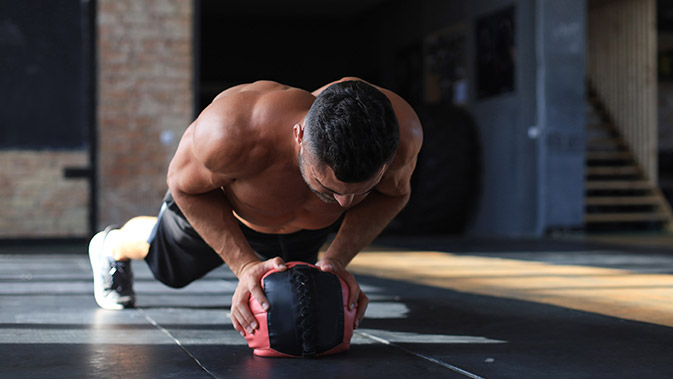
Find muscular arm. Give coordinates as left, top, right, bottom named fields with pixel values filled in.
left=325, top=191, right=410, bottom=264
left=320, top=144, right=419, bottom=267
left=314, top=77, right=423, bottom=324
left=318, top=142, right=420, bottom=327
left=166, top=85, right=286, bottom=336
left=167, top=104, right=259, bottom=277
left=316, top=77, right=422, bottom=264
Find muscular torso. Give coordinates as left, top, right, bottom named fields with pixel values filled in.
left=224, top=158, right=353, bottom=234
left=169, top=79, right=420, bottom=235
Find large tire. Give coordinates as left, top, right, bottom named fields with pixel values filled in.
left=387, top=104, right=481, bottom=235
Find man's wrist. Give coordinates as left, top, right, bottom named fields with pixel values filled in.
left=319, top=254, right=349, bottom=269
left=230, top=256, right=261, bottom=278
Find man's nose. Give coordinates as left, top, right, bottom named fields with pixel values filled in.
left=334, top=194, right=355, bottom=208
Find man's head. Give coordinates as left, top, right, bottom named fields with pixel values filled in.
left=302, top=80, right=400, bottom=183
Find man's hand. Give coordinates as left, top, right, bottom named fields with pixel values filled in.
left=315, top=257, right=369, bottom=329
left=230, top=257, right=286, bottom=337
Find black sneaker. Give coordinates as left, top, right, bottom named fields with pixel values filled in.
left=89, top=227, right=136, bottom=309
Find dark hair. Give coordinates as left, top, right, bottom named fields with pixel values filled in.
left=304, top=80, right=400, bottom=182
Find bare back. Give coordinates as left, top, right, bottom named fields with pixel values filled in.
left=167, top=79, right=422, bottom=234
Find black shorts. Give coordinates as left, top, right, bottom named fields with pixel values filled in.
left=145, top=191, right=339, bottom=288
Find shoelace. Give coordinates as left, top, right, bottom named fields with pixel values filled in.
left=106, top=260, right=133, bottom=294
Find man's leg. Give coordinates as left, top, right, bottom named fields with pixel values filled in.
left=89, top=216, right=157, bottom=310
left=110, top=216, right=157, bottom=261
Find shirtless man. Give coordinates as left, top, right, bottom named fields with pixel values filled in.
left=89, top=77, right=423, bottom=338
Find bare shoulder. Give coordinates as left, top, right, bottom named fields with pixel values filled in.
left=377, top=89, right=423, bottom=197
left=378, top=87, right=423, bottom=171
left=192, top=81, right=312, bottom=178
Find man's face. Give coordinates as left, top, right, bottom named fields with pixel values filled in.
left=298, top=150, right=384, bottom=208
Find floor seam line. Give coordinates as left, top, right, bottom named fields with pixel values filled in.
left=356, top=331, right=486, bottom=379
left=138, top=307, right=218, bottom=378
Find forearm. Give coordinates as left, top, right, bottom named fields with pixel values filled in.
left=323, top=191, right=410, bottom=266
left=169, top=187, right=260, bottom=276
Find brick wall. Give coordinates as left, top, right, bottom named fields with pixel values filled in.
left=0, top=151, right=88, bottom=237
left=97, top=0, right=194, bottom=228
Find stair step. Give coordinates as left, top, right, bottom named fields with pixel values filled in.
left=588, top=122, right=615, bottom=131
left=585, top=166, right=640, bottom=176
left=583, top=85, right=672, bottom=229
left=585, top=196, right=660, bottom=205
left=587, top=137, right=625, bottom=147
left=585, top=180, right=652, bottom=190
left=586, top=151, right=632, bottom=160
left=585, top=212, right=670, bottom=223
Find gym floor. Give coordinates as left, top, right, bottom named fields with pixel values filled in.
left=2, top=236, right=673, bottom=378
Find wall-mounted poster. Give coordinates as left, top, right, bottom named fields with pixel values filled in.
left=424, top=24, right=468, bottom=106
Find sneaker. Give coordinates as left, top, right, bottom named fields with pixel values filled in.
left=89, top=226, right=136, bottom=309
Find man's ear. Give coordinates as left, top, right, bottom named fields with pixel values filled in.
left=293, top=123, right=304, bottom=144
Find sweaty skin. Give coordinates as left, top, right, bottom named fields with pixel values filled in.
left=166, top=77, right=423, bottom=337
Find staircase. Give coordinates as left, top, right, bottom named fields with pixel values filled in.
left=584, top=88, right=673, bottom=232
